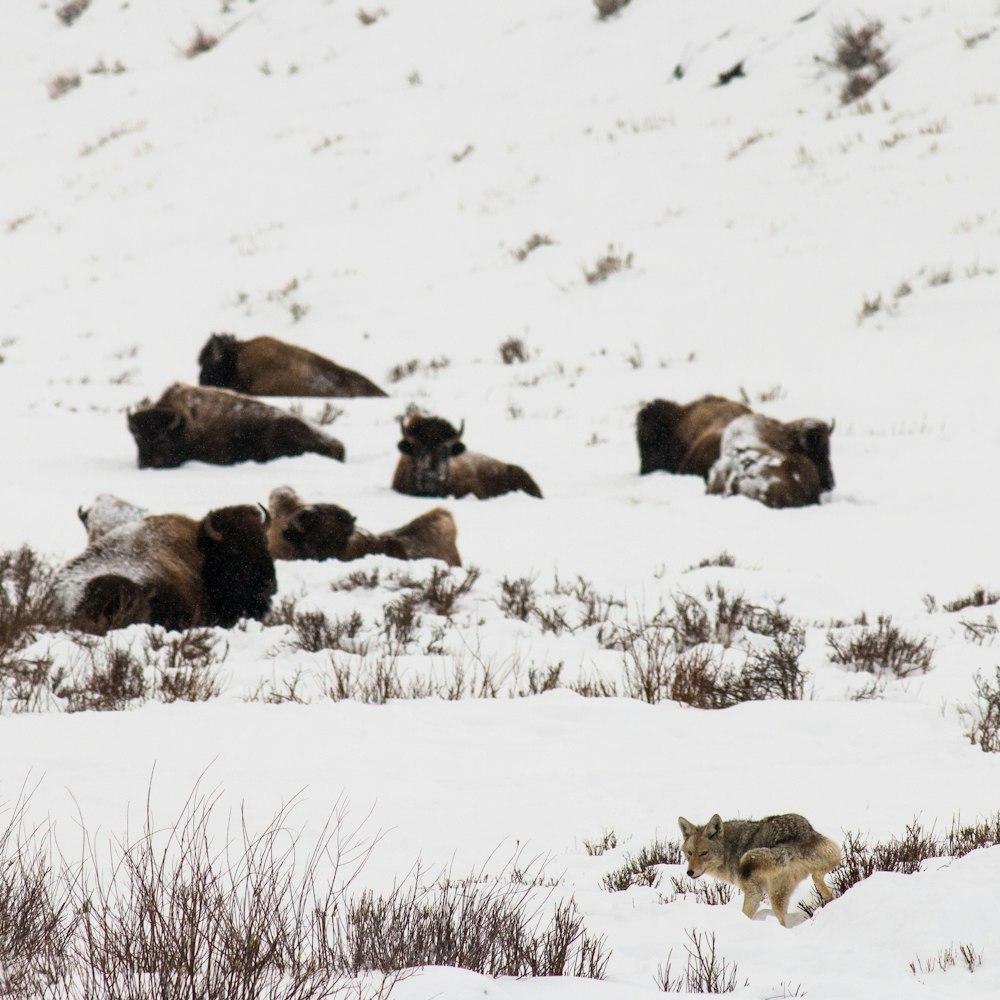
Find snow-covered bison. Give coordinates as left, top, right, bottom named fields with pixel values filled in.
left=266, top=486, right=461, bottom=566
left=127, top=383, right=346, bottom=468
left=198, top=334, right=387, bottom=398
left=392, top=414, right=542, bottom=500
left=54, top=496, right=277, bottom=632
left=707, top=413, right=835, bottom=508
left=637, top=395, right=751, bottom=478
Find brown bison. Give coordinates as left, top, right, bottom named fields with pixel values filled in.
left=267, top=486, right=461, bottom=566
left=198, top=334, right=387, bottom=398
left=707, top=413, right=835, bottom=508
left=53, top=497, right=277, bottom=633
left=392, top=414, right=542, bottom=500
left=127, top=383, right=346, bottom=469
left=637, top=395, right=751, bottom=478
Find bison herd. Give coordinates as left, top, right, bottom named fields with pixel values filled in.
left=52, top=333, right=836, bottom=634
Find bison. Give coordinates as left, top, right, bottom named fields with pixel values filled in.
left=707, top=413, right=835, bottom=508
left=392, top=414, right=542, bottom=500
left=198, top=333, right=387, bottom=398
left=127, top=383, right=346, bottom=468
left=53, top=497, right=277, bottom=633
left=267, top=486, right=461, bottom=566
left=637, top=395, right=752, bottom=478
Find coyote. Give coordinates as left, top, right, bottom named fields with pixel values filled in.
left=678, top=813, right=841, bottom=927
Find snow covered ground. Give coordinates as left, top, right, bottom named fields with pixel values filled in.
left=2, top=0, right=1000, bottom=996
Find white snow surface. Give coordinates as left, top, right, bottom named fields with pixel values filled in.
left=2, top=0, right=1000, bottom=997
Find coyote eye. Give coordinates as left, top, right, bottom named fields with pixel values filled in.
left=699, top=851, right=708, bottom=857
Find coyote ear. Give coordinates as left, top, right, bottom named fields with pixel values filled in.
left=706, top=814, right=723, bottom=838
left=678, top=816, right=694, bottom=837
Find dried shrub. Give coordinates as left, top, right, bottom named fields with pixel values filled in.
left=687, top=552, right=737, bottom=571
left=55, top=639, right=148, bottom=713
left=926, top=587, right=1000, bottom=613
left=346, top=866, right=609, bottom=979
left=961, top=666, right=1000, bottom=752
left=382, top=593, right=421, bottom=650
left=584, top=245, right=633, bottom=285
left=800, top=813, right=1000, bottom=916
left=48, top=73, right=81, bottom=100
left=960, top=615, right=997, bottom=645
left=656, top=930, right=745, bottom=994
left=583, top=830, right=618, bottom=857
left=278, top=607, right=366, bottom=655
left=498, top=576, right=537, bottom=621
left=659, top=876, right=735, bottom=907
left=146, top=628, right=226, bottom=702
left=499, top=336, right=529, bottom=364
left=826, top=615, right=933, bottom=677
left=357, top=7, right=387, bottom=26
left=185, top=27, right=219, bottom=58
left=594, top=0, right=631, bottom=20
left=56, top=0, right=90, bottom=26
left=601, top=838, right=682, bottom=891
left=828, top=19, right=891, bottom=104
left=511, top=234, right=553, bottom=262
left=410, top=566, right=480, bottom=618
left=387, top=356, right=450, bottom=383
left=910, top=943, right=983, bottom=976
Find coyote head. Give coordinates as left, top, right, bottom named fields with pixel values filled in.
left=678, top=814, right=723, bottom=879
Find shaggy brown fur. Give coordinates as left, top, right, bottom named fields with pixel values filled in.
left=198, top=334, right=387, bottom=397
left=267, top=486, right=461, bottom=566
left=637, top=395, right=752, bottom=478
left=126, top=383, right=345, bottom=468
left=707, top=413, right=835, bottom=508
left=53, top=501, right=276, bottom=633
left=392, top=414, right=542, bottom=500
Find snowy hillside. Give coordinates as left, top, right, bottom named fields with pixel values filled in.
left=2, top=0, right=1000, bottom=997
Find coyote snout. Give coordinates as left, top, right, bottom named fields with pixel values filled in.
left=678, top=812, right=841, bottom=927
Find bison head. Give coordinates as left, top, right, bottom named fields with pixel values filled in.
left=789, top=418, right=835, bottom=493
left=636, top=399, right=685, bottom=474
left=78, top=494, right=148, bottom=543
left=397, top=416, right=466, bottom=497
left=127, top=408, right=188, bottom=469
left=197, top=333, right=239, bottom=389
left=286, top=504, right=356, bottom=560
left=198, top=505, right=277, bottom=627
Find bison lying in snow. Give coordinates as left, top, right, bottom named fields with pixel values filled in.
left=707, top=413, right=835, bottom=508
left=127, top=383, right=346, bottom=468
left=392, top=414, right=542, bottom=500
left=637, top=395, right=751, bottom=478
left=54, top=496, right=277, bottom=633
left=198, top=334, right=387, bottom=398
left=267, top=486, right=461, bottom=566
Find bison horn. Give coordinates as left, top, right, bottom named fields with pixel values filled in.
left=829, top=417, right=836, bottom=434
left=202, top=512, right=224, bottom=542
left=258, top=503, right=271, bottom=528
left=77, top=505, right=88, bottom=524
left=457, top=419, right=465, bottom=438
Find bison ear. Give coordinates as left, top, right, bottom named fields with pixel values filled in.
left=398, top=440, right=415, bottom=456
left=450, top=441, right=467, bottom=457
